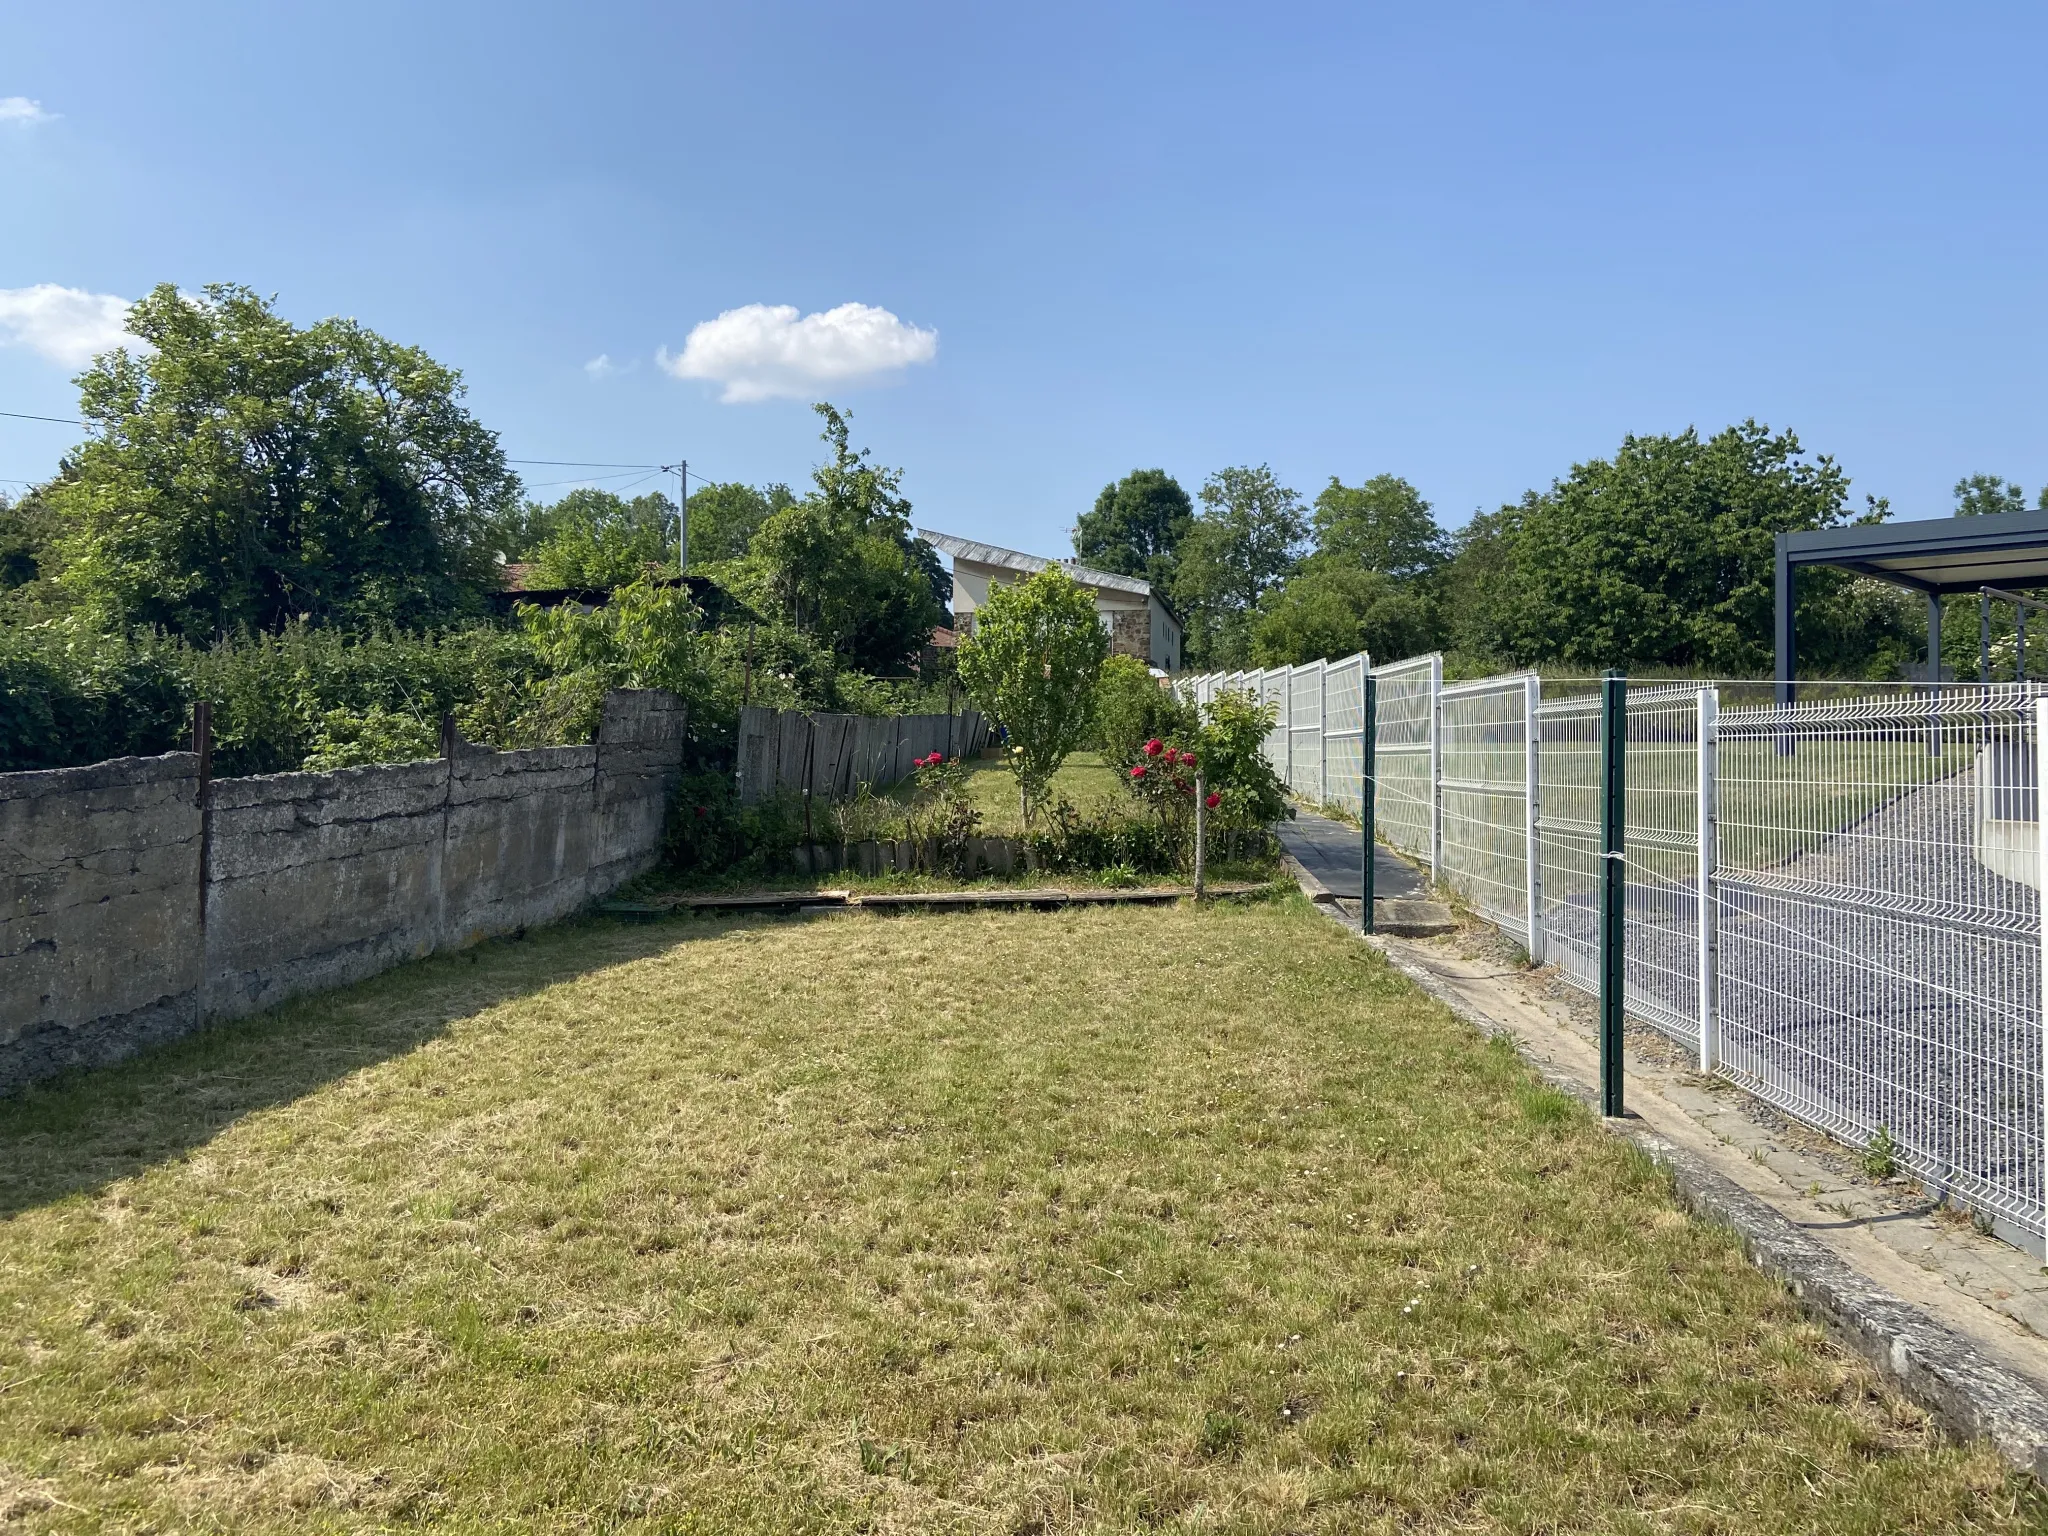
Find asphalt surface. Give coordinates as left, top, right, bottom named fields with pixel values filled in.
left=1277, top=810, right=1427, bottom=900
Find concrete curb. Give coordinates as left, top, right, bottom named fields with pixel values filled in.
left=1350, top=915, right=2048, bottom=1477
left=1280, top=854, right=1457, bottom=937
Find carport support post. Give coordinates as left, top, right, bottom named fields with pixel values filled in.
left=1361, top=674, right=1377, bottom=934
left=1982, top=590, right=1993, bottom=685
left=1599, top=670, right=1627, bottom=1118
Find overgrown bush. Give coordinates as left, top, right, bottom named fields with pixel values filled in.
left=662, top=770, right=806, bottom=879
left=1093, top=654, right=1196, bottom=771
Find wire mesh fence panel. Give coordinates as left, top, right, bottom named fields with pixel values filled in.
left=1715, top=688, right=2043, bottom=1239
left=1624, top=687, right=1707, bottom=1048
left=1289, top=662, right=1326, bottom=807
left=1324, top=653, right=1367, bottom=817
left=1440, top=675, right=1534, bottom=940
left=1260, top=671, right=1291, bottom=779
left=1373, top=654, right=1441, bottom=867
left=1536, top=694, right=1604, bottom=994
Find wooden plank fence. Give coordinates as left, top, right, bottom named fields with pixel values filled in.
left=735, top=708, right=989, bottom=804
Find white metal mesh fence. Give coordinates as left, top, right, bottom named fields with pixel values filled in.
left=1174, top=652, right=2048, bottom=1246
left=1373, top=654, right=1441, bottom=873
left=1289, top=662, right=1326, bottom=808
left=1324, top=655, right=1367, bottom=817
left=1440, top=675, right=1536, bottom=941
left=1715, top=689, right=2044, bottom=1237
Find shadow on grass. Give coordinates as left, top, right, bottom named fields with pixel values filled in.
left=0, top=911, right=755, bottom=1221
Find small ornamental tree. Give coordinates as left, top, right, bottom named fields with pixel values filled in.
left=956, top=567, right=1109, bottom=827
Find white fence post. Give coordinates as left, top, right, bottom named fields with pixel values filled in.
left=1524, top=673, right=1544, bottom=965
left=1429, top=653, right=1444, bottom=881
left=1698, top=686, right=1720, bottom=1073
left=1316, top=658, right=1329, bottom=809
left=2038, top=695, right=2048, bottom=1243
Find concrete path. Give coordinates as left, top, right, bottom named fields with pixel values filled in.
left=1277, top=809, right=1426, bottom=901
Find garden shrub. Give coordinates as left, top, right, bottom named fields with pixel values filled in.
left=1093, top=653, right=1196, bottom=771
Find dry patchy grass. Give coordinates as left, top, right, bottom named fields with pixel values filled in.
left=0, top=898, right=2042, bottom=1533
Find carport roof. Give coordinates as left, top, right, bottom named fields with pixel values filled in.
left=1780, top=507, right=2048, bottom=594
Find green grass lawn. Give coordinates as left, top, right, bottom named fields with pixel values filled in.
left=0, top=897, right=2038, bottom=1532
left=887, top=749, right=1131, bottom=836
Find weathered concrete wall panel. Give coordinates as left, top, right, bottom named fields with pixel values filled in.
left=203, top=758, right=450, bottom=1020
left=1, top=689, right=684, bottom=1093
left=0, top=755, right=204, bottom=1087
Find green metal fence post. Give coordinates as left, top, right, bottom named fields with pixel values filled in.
left=1361, top=672, right=1378, bottom=933
left=1599, top=669, right=1627, bottom=1117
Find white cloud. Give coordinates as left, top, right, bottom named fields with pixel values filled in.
left=659, top=301, right=937, bottom=403
left=0, top=97, right=55, bottom=125
left=584, top=353, right=616, bottom=379
left=0, top=285, right=135, bottom=367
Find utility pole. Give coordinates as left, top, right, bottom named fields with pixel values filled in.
left=674, top=459, right=689, bottom=575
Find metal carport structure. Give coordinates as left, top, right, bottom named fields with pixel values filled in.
left=1776, top=506, right=2048, bottom=701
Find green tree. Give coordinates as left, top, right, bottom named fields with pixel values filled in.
left=956, top=566, right=1109, bottom=827
left=1310, top=475, right=1446, bottom=578
left=527, top=488, right=676, bottom=587
left=1074, top=469, right=1194, bottom=587
left=733, top=404, right=942, bottom=672
left=1173, top=464, right=1308, bottom=668
left=0, top=490, right=52, bottom=592
left=1251, top=563, right=1435, bottom=666
left=1440, top=422, right=1882, bottom=674
left=42, top=283, right=518, bottom=640
left=1953, top=474, right=2030, bottom=518
left=687, top=480, right=795, bottom=566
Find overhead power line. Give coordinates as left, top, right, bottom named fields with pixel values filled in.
left=0, top=410, right=86, bottom=426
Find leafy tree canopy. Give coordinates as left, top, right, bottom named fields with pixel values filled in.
left=687, top=480, right=794, bottom=566
left=1448, top=421, right=1882, bottom=674
left=1953, top=473, right=2041, bottom=517
left=728, top=403, right=943, bottom=674
left=1074, top=469, right=1193, bottom=587
left=1172, top=464, right=1308, bottom=668
left=1251, top=562, right=1436, bottom=667
left=1310, top=475, right=1447, bottom=578
left=41, top=283, right=519, bottom=641
left=956, top=566, right=1108, bottom=826
left=525, top=488, right=676, bottom=588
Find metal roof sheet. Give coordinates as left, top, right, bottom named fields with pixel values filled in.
left=917, top=528, right=1155, bottom=596
left=1780, top=508, right=2048, bottom=593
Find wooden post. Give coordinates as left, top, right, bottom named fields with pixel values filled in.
left=1193, top=768, right=1207, bottom=900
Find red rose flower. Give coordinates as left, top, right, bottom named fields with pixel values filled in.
left=1179, top=751, right=1197, bottom=766
left=1130, top=764, right=1147, bottom=779
left=1204, top=791, right=1221, bottom=809
left=694, top=805, right=707, bottom=818
left=1143, top=738, right=1163, bottom=757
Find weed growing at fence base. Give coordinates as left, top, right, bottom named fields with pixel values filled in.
left=0, top=901, right=2038, bottom=1532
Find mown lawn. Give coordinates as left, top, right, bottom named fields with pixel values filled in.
left=888, top=749, right=1130, bottom=835
left=1, top=897, right=2040, bottom=1533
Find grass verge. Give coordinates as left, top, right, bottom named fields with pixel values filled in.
left=0, top=897, right=2039, bottom=1532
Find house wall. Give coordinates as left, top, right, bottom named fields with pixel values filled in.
left=0, top=689, right=685, bottom=1095
left=949, top=557, right=1180, bottom=669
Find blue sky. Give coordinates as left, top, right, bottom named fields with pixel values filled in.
left=3, top=2, right=2045, bottom=555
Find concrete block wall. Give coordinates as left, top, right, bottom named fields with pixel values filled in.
left=1, top=755, right=207, bottom=1088
left=0, top=689, right=685, bottom=1094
